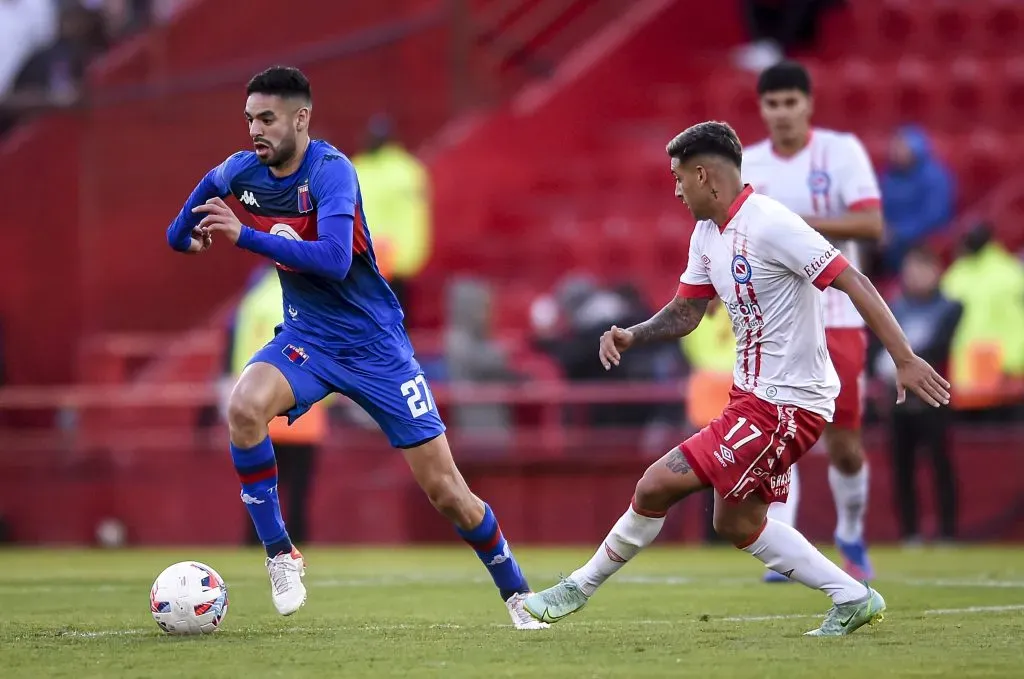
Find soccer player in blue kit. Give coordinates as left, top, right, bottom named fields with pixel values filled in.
left=165, top=66, right=547, bottom=629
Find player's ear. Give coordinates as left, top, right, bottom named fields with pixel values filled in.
left=295, top=106, right=310, bottom=133
left=696, top=165, right=708, bottom=187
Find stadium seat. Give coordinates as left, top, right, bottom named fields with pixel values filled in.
left=857, top=131, right=891, bottom=171
left=493, top=286, right=538, bottom=335
left=998, top=59, right=1024, bottom=132
left=945, top=58, right=995, bottom=133
left=835, top=60, right=896, bottom=129
left=999, top=192, right=1024, bottom=252
left=932, top=0, right=986, bottom=57
left=982, top=0, right=1024, bottom=55
left=704, top=72, right=760, bottom=131
left=955, top=130, right=1011, bottom=207
left=867, top=1, right=917, bottom=54
left=892, top=59, right=940, bottom=128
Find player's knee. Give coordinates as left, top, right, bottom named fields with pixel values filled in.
left=828, top=430, right=864, bottom=474
left=633, top=468, right=674, bottom=515
left=713, top=513, right=760, bottom=546
left=227, top=391, right=271, bottom=446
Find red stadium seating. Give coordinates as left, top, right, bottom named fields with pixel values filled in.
left=4, top=0, right=1023, bottom=389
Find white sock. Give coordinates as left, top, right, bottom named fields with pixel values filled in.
left=742, top=519, right=867, bottom=605
left=571, top=503, right=666, bottom=596
left=766, top=463, right=800, bottom=526
left=829, top=464, right=869, bottom=543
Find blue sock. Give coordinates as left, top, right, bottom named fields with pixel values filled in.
left=230, top=436, right=292, bottom=558
left=457, top=503, right=529, bottom=601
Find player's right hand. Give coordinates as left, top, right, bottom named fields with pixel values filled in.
left=187, top=226, right=213, bottom=254
left=599, top=325, right=635, bottom=370
left=895, top=354, right=951, bottom=408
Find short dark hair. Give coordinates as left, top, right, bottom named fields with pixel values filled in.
left=246, top=66, right=312, bottom=103
left=905, top=244, right=939, bottom=266
left=666, top=121, right=743, bottom=169
left=757, top=60, right=812, bottom=96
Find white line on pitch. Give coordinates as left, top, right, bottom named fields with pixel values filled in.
left=51, top=603, right=1024, bottom=639
left=59, top=629, right=146, bottom=638
left=923, top=604, right=1024, bottom=615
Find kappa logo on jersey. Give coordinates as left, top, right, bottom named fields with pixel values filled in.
left=240, top=190, right=260, bottom=207
left=297, top=182, right=313, bottom=213
left=714, top=445, right=736, bottom=468
left=732, top=254, right=752, bottom=284
left=808, top=169, right=831, bottom=196
left=282, top=344, right=309, bottom=366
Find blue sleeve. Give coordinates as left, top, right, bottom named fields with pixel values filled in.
left=236, top=214, right=354, bottom=280
left=165, top=154, right=240, bottom=252
left=310, top=154, right=358, bottom=218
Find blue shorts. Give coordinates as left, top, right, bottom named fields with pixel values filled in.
left=248, top=324, right=446, bottom=449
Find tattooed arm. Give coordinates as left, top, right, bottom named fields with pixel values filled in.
left=629, top=296, right=711, bottom=344
left=598, top=296, right=711, bottom=370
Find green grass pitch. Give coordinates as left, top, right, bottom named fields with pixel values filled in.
left=1, top=545, right=1022, bottom=677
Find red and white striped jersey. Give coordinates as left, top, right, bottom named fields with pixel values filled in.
left=742, top=129, right=881, bottom=329
left=678, top=187, right=844, bottom=420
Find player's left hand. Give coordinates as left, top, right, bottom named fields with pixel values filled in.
left=186, top=226, right=213, bottom=254
left=193, top=197, right=242, bottom=244
left=895, top=354, right=951, bottom=408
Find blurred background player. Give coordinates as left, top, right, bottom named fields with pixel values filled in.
left=165, top=66, right=546, bottom=629
left=523, top=121, right=950, bottom=636
left=742, top=60, right=883, bottom=582
left=871, top=246, right=962, bottom=544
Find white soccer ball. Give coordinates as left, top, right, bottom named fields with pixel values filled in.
left=150, top=561, right=229, bottom=635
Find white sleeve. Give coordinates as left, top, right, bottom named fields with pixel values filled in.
left=838, top=135, right=881, bottom=211
left=764, top=214, right=850, bottom=290
left=677, top=225, right=716, bottom=298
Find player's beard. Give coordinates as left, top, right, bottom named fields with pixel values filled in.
left=260, top=136, right=297, bottom=168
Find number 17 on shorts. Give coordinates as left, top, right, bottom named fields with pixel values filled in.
left=680, top=389, right=826, bottom=504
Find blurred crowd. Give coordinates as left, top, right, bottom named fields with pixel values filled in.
left=1, top=0, right=1019, bottom=548
left=0, top=0, right=157, bottom=135
left=4, top=0, right=1020, bottom=431
left=435, top=121, right=1024, bottom=429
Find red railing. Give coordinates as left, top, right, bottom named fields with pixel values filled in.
left=1, top=378, right=1020, bottom=454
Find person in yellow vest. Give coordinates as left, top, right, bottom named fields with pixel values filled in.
left=940, top=223, right=1024, bottom=413
left=680, top=297, right=736, bottom=426
left=229, top=266, right=327, bottom=545
left=350, top=115, right=431, bottom=309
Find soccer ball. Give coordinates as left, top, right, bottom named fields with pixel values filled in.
left=150, top=561, right=229, bottom=635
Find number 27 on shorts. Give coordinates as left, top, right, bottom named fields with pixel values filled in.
left=401, top=374, right=435, bottom=418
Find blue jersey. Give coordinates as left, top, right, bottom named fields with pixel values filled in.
left=168, top=139, right=403, bottom=351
